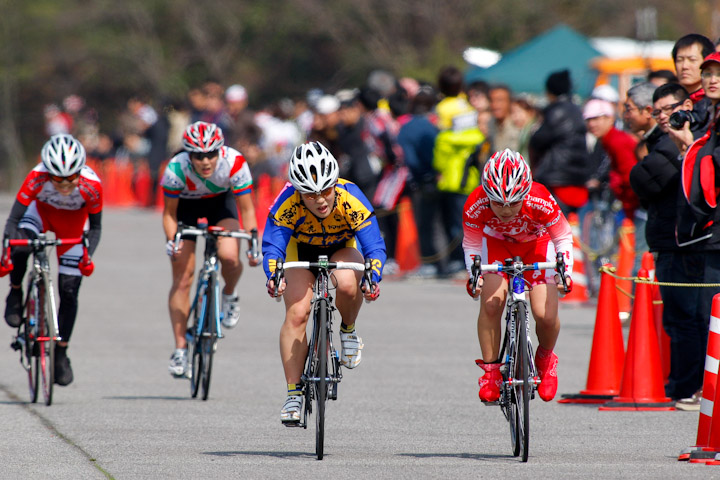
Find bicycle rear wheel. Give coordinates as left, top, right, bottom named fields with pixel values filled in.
left=24, top=279, right=39, bottom=403
left=514, top=302, right=530, bottom=462
left=38, top=274, right=56, bottom=406
left=200, top=275, right=217, bottom=401
left=315, top=298, right=328, bottom=460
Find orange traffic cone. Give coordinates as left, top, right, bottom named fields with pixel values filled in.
left=559, top=264, right=625, bottom=404
left=681, top=294, right=720, bottom=462
left=395, top=196, right=420, bottom=273
left=616, top=218, right=635, bottom=318
left=561, top=213, right=589, bottom=303
left=599, top=268, right=675, bottom=411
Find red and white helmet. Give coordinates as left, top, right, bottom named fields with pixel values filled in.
left=41, top=134, right=86, bottom=177
left=482, top=149, right=532, bottom=204
left=182, top=121, right=224, bottom=153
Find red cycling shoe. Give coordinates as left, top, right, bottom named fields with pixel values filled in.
left=535, top=350, right=559, bottom=402
left=476, top=359, right=503, bottom=402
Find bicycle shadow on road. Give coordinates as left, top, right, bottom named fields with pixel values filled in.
left=204, top=450, right=318, bottom=459
left=397, top=452, right=515, bottom=461
left=102, top=395, right=194, bottom=401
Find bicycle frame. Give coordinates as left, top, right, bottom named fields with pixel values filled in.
left=3, top=233, right=86, bottom=406
left=175, top=220, right=258, bottom=400
left=471, top=253, right=567, bottom=462
left=274, top=255, right=373, bottom=460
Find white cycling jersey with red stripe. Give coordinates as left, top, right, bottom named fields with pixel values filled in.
left=462, top=182, right=574, bottom=276
left=161, top=146, right=253, bottom=200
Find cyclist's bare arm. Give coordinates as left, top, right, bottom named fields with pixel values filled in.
left=163, top=197, right=183, bottom=258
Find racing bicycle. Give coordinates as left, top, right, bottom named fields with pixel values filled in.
left=174, top=218, right=258, bottom=400
left=2, top=234, right=88, bottom=405
left=470, top=253, right=569, bottom=462
left=272, top=255, right=375, bottom=460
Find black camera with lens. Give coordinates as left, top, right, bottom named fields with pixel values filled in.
left=669, top=110, right=700, bottom=129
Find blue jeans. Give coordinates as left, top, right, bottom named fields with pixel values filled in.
left=655, top=250, right=720, bottom=399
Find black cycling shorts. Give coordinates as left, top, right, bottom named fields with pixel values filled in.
left=177, top=192, right=237, bottom=240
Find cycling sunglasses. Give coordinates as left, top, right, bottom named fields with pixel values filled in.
left=303, top=186, right=335, bottom=200
left=49, top=172, right=81, bottom=183
left=190, top=150, right=219, bottom=160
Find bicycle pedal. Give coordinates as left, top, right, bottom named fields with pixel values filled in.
left=282, top=420, right=302, bottom=428
left=480, top=400, right=500, bottom=406
left=10, top=340, right=21, bottom=351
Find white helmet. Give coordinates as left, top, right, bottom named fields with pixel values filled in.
left=41, top=134, right=86, bottom=177
left=482, top=149, right=532, bottom=204
left=288, top=142, right=339, bottom=194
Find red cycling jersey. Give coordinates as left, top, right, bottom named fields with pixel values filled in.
left=17, top=164, right=103, bottom=214
left=462, top=182, right=574, bottom=279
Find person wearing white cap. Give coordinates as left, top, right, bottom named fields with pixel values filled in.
left=308, top=94, right=341, bottom=157
left=583, top=98, right=645, bottom=271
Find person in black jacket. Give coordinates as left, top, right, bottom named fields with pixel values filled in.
left=630, top=81, right=714, bottom=409
left=529, top=69, right=590, bottom=215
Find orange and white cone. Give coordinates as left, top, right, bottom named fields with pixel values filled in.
left=681, top=294, right=720, bottom=461
left=561, top=213, right=589, bottom=303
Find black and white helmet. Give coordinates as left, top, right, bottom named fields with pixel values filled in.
left=41, top=134, right=86, bottom=177
left=287, top=142, right=339, bottom=194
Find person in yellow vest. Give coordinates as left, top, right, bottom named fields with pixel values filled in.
left=433, top=66, right=485, bottom=274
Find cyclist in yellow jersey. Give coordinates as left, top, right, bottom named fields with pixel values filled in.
left=263, top=141, right=386, bottom=423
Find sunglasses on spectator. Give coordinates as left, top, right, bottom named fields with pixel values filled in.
left=49, top=172, right=80, bottom=183
left=303, top=186, right=335, bottom=200
left=190, top=151, right=219, bottom=160
left=651, top=102, right=682, bottom=118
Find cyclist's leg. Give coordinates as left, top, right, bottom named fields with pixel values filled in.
left=331, top=247, right=365, bottom=368
left=477, top=273, right=507, bottom=363
left=528, top=284, right=560, bottom=351
left=529, top=283, right=560, bottom=401
left=6, top=204, right=42, bottom=327
left=330, top=247, right=364, bottom=326
left=169, top=241, right=196, bottom=350
left=216, top=217, right=243, bottom=295
left=279, top=268, right=314, bottom=385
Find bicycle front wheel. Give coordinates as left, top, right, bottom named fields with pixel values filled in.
left=24, top=278, right=39, bottom=403
left=38, top=273, right=56, bottom=406
left=200, top=275, right=217, bottom=401
left=514, top=302, right=530, bottom=462
left=315, top=298, right=328, bottom=460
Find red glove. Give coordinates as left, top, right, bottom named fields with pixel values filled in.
left=362, top=282, right=380, bottom=301
left=0, top=248, right=12, bottom=277
left=79, top=258, right=94, bottom=276
left=0, top=261, right=13, bottom=277
left=466, top=276, right=482, bottom=298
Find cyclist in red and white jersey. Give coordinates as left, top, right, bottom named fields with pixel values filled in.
left=2, top=134, right=101, bottom=386
left=161, top=121, right=259, bottom=378
left=462, top=149, right=574, bottom=403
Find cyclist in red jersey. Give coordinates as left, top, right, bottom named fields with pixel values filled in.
left=462, top=149, right=574, bottom=402
left=2, top=134, right=101, bottom=386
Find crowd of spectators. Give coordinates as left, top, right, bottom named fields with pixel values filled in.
left=37, top=30, right=720, bottom=412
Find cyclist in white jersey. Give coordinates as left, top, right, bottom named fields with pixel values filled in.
left=161, top=121, right=259, bottom=378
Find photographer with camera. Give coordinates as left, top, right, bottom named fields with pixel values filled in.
left=629, top=82, right=710, bottom=409
left=669, top=52, right=720, bottom=410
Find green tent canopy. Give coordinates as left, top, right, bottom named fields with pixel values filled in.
left=465, top=24, right=602, bottom=98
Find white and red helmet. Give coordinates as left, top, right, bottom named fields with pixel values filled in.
left=482, top=149, right=532, bottom=204
left=182, top=121, right=224, bottom=153
left=41, top=134, right=86, bottom=177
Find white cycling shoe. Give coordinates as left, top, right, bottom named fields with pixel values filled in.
left=340, top=331, right=364, bottom=369
left=281, top=395, right=303, bottom=424
left=168, top=348, right=188, bottom=378
left=221, top=293, right=241, bottom=329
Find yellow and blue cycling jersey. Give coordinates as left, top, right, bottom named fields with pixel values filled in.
left=262, top=179, right=387, bottom=283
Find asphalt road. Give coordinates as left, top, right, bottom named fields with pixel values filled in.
left=0, top=201, right=716, bottom=479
